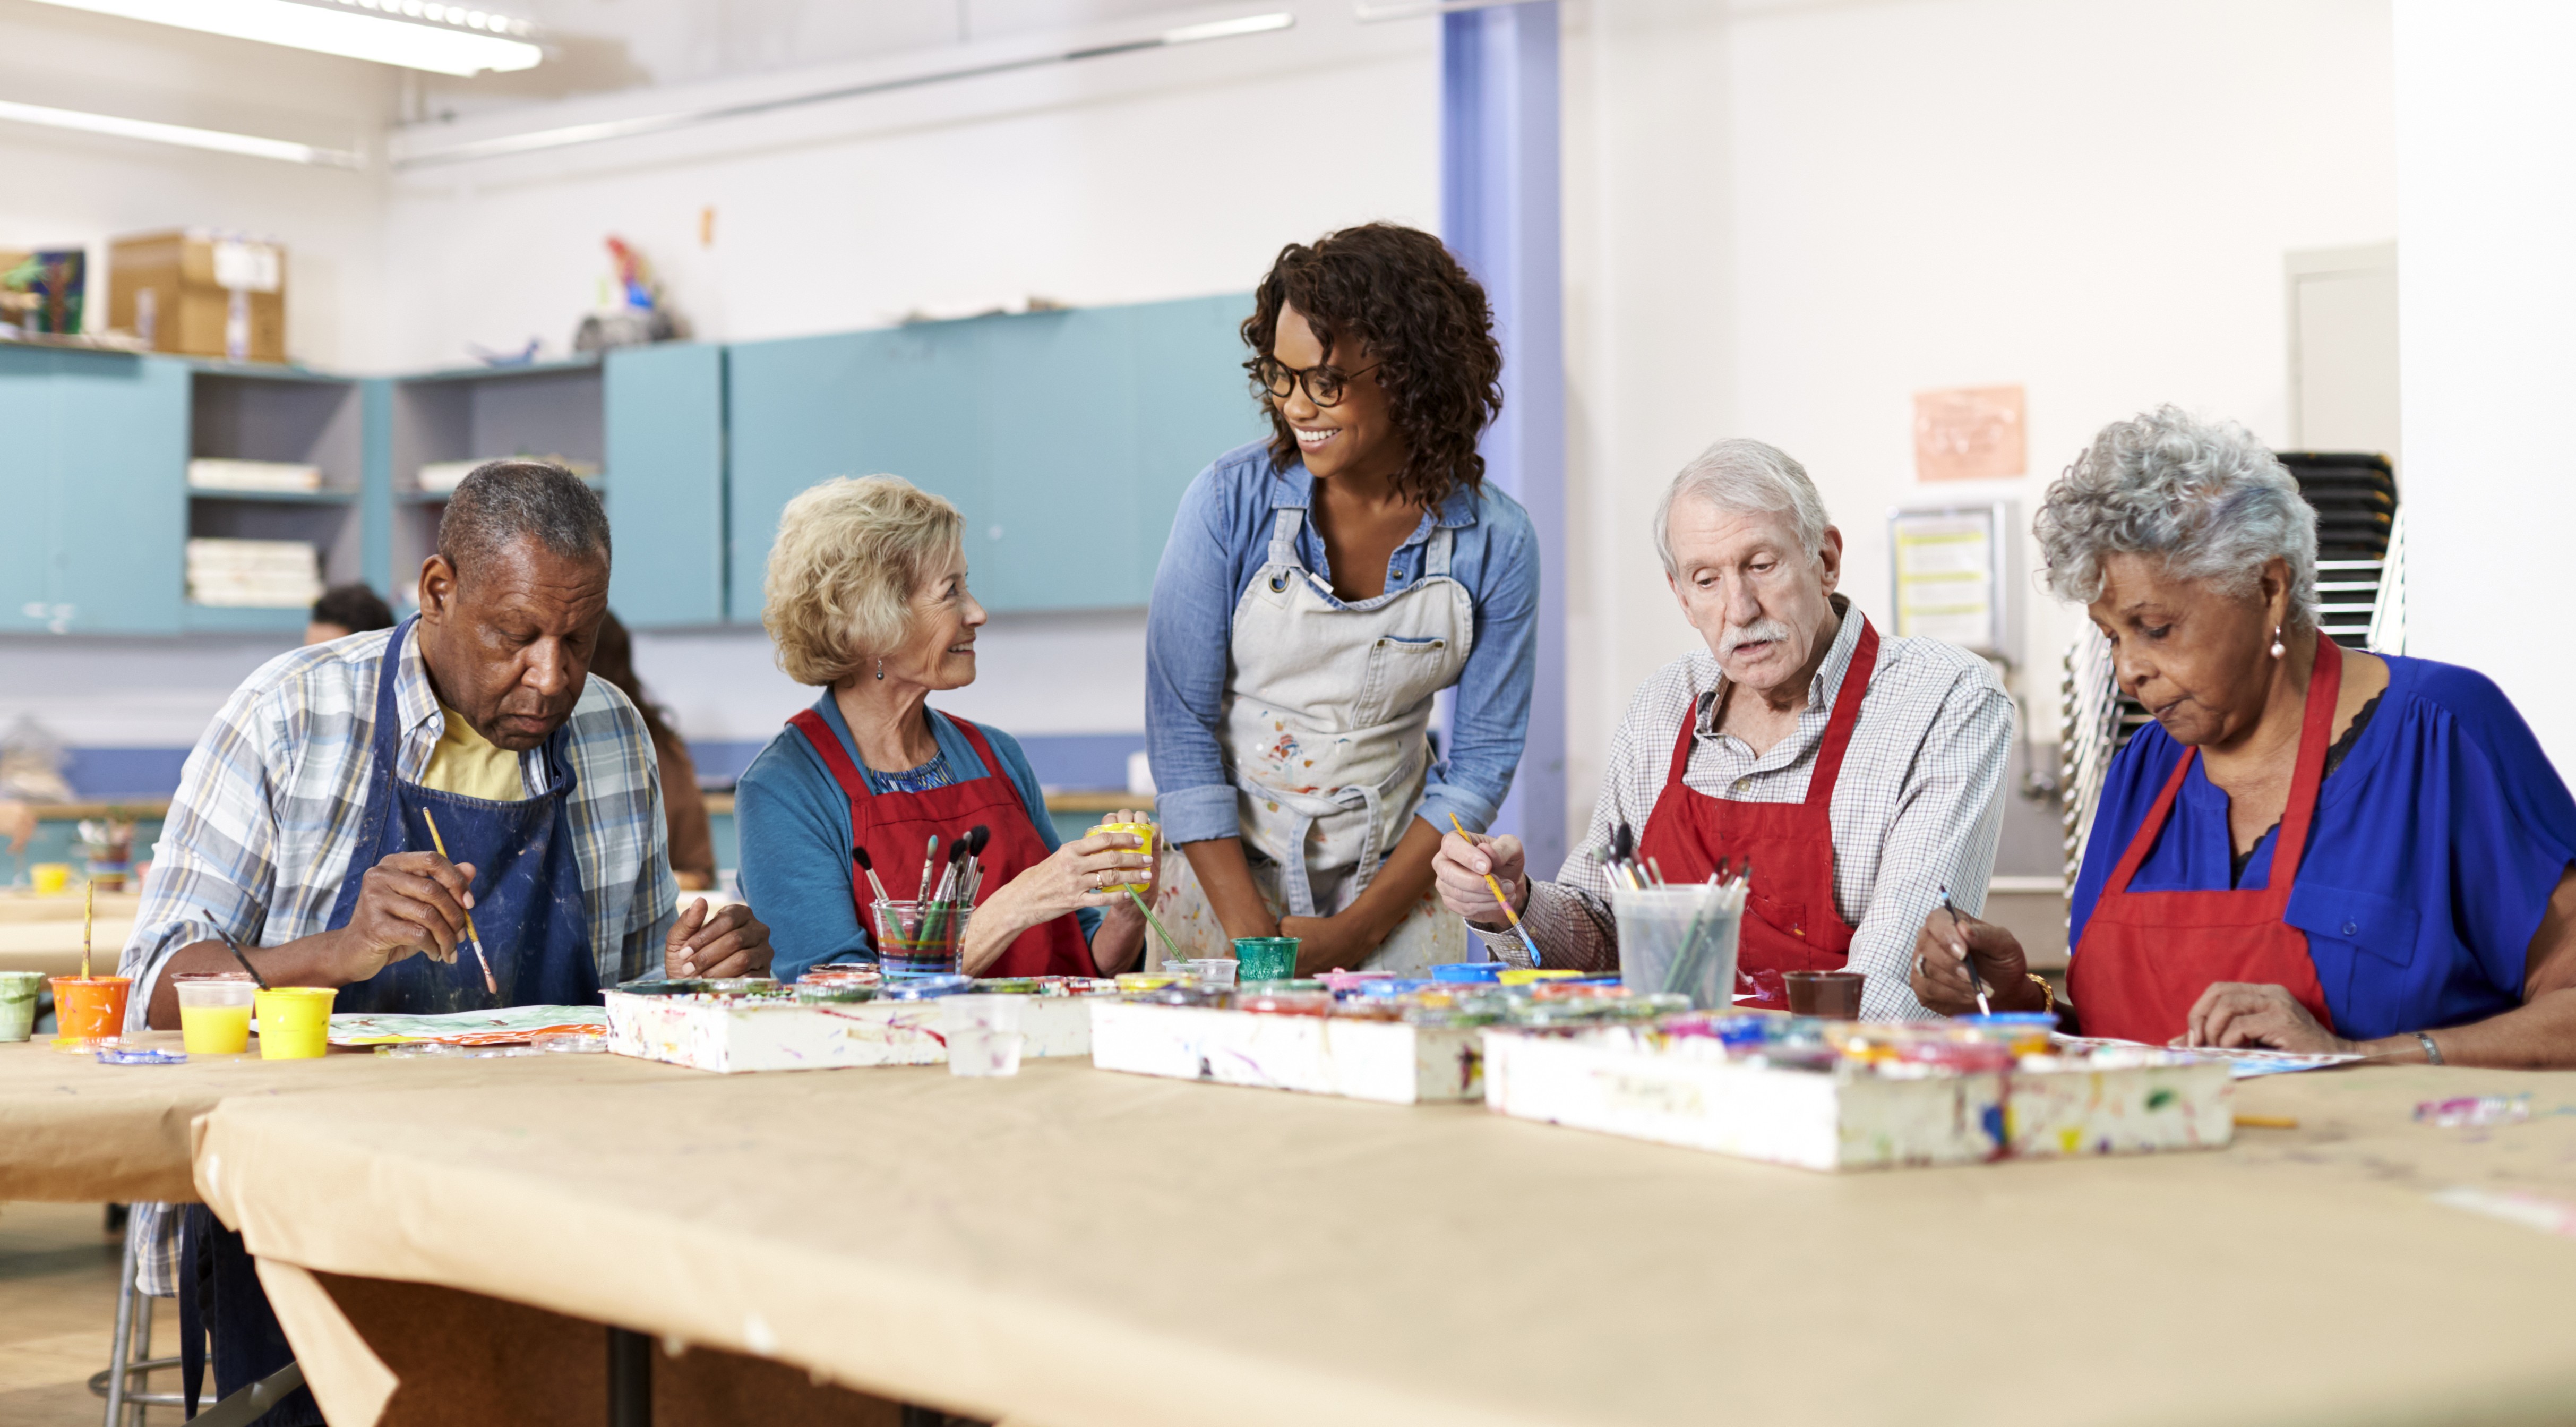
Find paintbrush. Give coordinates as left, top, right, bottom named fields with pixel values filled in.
left=202, top=913, right=272, bottom=989
left=852, top=845, right=891, bottom=905
left=1940, top=883, right=1990, bottom=1015
left=1122, top=887, right=1185, bottom=964
left=1448, top=813, right=1540, bottom=968
left=420, top=809, right=501, bottom=999
left=962, top=825, right=991, bottom=902
left=81, top=880, right=92, bottom=980
left=916, top=834, right=939, bottom=903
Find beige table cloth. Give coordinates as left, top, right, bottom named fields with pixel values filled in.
left=191, top=1055, right=2576, bottom=1427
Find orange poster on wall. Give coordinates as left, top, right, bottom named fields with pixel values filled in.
left=1913, top=384, right=2026, bottom=482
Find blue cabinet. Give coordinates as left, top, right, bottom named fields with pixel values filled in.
left=604, top=343, right=727, bottom=626
left=0, top=348, right=187, bottom=634
left=725, top=294, right=1264, bottom=622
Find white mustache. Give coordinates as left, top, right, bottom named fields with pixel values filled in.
left=1719, top=619, right=1791, bottom=659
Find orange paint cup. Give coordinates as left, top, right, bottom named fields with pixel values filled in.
left=49, top=976, right=131, bottom=1046
left=253, top=987, right=336, bottom=1060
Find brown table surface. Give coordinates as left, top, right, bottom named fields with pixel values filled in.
left=191, top=1054, right=2576, bottom=1427
left=0, top=1033, right=688, bottom=1202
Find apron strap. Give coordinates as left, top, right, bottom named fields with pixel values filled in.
left=1422, top=522, right=1455, bottom=579
left=946, top=714, right=1012, bottom=791
left=788, top=707, right=872, bottom=800
left=1662, top=691, right=1702, bottom=796
left=1803, top=617, right=1880, bottom=810
left=2262, top=635, right=2343, bottom=903
left=2101, top=748, right=2195, bottom=898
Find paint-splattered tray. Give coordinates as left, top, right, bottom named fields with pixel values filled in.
left=1088, top=1001, right=1486, bottom=1105
left=1480, top=1030, right=2232, bottom=1172
left=604, top=989, right=1095, bottom=1074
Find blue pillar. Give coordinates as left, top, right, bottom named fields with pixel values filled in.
left=1444, top=2, right=1567, bottom=877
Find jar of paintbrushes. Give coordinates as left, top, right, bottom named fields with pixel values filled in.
left=872, top=899, right=971, bottom=979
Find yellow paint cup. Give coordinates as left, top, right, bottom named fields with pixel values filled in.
left=253, top=987, right=336, bottom=1060
left=1086, top=821, right=1156, bottom=894
left=30, top=862, right=71, bottom=896
left=175, top=974, right=257, bottom=1055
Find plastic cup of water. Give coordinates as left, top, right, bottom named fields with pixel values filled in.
left=1611, top=885, right=1742, bottom=1010
left=942, top=994, right=1024, bottom=1077
left=0, top=970, right=42, bottom=1043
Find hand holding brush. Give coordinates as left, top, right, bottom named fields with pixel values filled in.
left=1910, top=887, right=2041, bottom=1017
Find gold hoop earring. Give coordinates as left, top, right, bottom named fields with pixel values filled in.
left=2269, top=626, right=2285, bottom=660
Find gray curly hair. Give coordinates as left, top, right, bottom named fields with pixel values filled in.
left=2034, top=406, right=2317, bottom=630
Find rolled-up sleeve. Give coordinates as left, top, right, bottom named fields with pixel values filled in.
left=1415, top=495, right=1538, bottom=836
left=1146, top=465, right=1249, bottom=844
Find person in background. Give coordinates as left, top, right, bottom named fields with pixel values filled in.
left=1913, top=408, right=2576, bottom=1067
left=305, top=582, right=396, bottom=644
left=1145, top=223, right=1538, bottom=976
left=589, top=611, right=719, bottom=890
left=122, top=461, right=770, bottom=1423
left=736, top=475, right=1154, bottom=982
left=1432, top=439, right=2014, bottom=1016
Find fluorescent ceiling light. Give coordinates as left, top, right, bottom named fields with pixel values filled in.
left=0, top=97, right=364, bottom=167
left=25, top=0, right=542, bottom=76
left=395, top=10, right=1293, bottom=168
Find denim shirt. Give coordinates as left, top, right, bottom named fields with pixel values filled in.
left=1145, top=440, right=1540, bottom=847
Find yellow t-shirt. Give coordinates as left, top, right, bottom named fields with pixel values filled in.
left=421, top=703, right=528, bottom=802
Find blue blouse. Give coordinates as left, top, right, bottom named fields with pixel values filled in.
left=734, top=694, right=1097, bottom=981
left=2070, top=655, right=2576, bottom=1039
left=1144, top=440, right=1540, bottom=846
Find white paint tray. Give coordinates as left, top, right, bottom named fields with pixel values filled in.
left=1088, top=1000, right=1486, bottom=1105
left=604, top=989, right=1095, bottom=1074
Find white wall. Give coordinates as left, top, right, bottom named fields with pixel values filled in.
left=2392, top=0, right=2576, bottom=769
left=1560, top=0, right=2398, bottom=831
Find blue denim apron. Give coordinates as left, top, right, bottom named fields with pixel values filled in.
left=182, top=616, right=599, bottom=1422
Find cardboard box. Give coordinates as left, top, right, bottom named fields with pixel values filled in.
left=109, top=229, right=286, bottom=363
left=1088, top=1001, right=1487, bottom=1105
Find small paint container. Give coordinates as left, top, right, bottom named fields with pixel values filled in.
left=1783, top=970, right=1867, bottom=1019
left=1955, top=1012, right=2057, bottom=1056
left=1116, top=972, right=1180, bottom=994
left=1183, top=959, right=1238, bottom=987
left=531, top=1030, right=608, bottom=1054
left=1231, top=936, right=1300, bottom=982
left=1084, top=822, right=1157, bottom=895
left=49, top=976, right=131, bottom=1047
left=29, top=862, right=71, bottom=896
left=0, top=970, right=44, bottom=1043
left=96, top=1045, right=186, bottom=1065
left=942, top=995, right=1025, bottom=1076
left=1433, top=962, right=1503, bottom=984
left=1238, top=986, right=1331, bottom=1017
left=879, top=973, right=973, bottom=1001
left=1498, top=968, right=1583, bottom=987
left=173, top=973, right=257, bottom=1055
left=795, top=984, right=879, bottom=1005
left=252, top=987, right=335, bottom=1059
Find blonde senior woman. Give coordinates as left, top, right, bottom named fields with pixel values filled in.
left=1916, top=407, right=2576, bottom=1068
left=735, top=476, right=1153, bottom=980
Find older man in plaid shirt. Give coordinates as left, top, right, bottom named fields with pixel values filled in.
left=121, top=460, right=770, bottom=1422
left=1433, top=439, right=2014, bottom=1020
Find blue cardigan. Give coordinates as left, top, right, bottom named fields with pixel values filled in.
left=734, top=694, right=1097, bottom=981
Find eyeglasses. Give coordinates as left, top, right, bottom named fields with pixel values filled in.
left=1247, top=356, right=1382, bottom=409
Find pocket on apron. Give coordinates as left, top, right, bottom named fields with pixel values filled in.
left=1356, top=634, right=1457, bottom=728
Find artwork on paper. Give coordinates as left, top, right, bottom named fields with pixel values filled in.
left=2053, top=1035, right=2360, bottom=1079
left=1913, top=384, right=2027, bottom=482
left=327, top=1005, right=608, bottom=1046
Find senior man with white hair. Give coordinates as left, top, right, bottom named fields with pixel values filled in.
left=1433, top=438, right=2015, bottom=1016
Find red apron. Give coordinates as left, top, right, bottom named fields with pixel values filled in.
left=2067, top=638, right=2341, bottom=1044
left=1636, top=619, right=1879, bottom=1010
left=789, top=709, right=1096, bottom=978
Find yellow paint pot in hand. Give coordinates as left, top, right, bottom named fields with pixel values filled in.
left=1086, top=821, right=1156, bottom=894
left=254, top=987, right=336, bottom=1060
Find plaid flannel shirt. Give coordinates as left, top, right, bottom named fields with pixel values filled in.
left=1475, top=601, right=2014, bottom=1020
left=119, top=625, right=679, bottom=1022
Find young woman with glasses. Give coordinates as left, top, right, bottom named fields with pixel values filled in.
left=1141, top=223, right=1539, bottom=976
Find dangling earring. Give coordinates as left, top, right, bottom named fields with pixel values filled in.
left=2269, top=626, right=2285, bottom=660
left=875, top=657, right=885, bottom=681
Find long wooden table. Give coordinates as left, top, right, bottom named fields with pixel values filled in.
left=181, top=1054, right=2576, bottom=1427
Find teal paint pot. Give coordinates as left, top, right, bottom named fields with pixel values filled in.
left=1231, top=937, right=1300, bottom=982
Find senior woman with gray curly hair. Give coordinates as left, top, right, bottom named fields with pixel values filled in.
left=1914, top=407, right=2576, bottom=1068
left=734, top=475, right=1154, bottom=980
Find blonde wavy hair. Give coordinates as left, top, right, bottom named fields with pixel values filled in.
left=762, top=475, right=965, bottom=687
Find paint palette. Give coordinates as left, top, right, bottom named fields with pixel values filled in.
left=1481, top=1018, right=2234, bottom=1172
left=1089, top=1000, right=1489, bottom=1104
left=603, top=979, right=1106, bottom=1074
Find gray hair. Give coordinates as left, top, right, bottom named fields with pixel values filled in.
left=2034, top=407, right=2316, bottom=628
left=438, top=460, right=612, bottom=584
left=1653, top=438, right=1832, bottom=577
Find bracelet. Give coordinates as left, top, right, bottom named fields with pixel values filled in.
left=2024, top=973, right=2055, bottom=1014
left=2416, top=1030, right=2444, bottom=1066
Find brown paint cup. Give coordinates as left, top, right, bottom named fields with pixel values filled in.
left=1784, top=970, right=1866, bottom=1019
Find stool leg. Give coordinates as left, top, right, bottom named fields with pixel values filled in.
left=607, top=1327, right=651, bottom=1427
left=125, top=1293, right=156, bottom=1427
left=102, top=1214, right=139, bottom=1427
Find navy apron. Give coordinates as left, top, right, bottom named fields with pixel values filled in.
left=182, top=617, right=599, bottom=1422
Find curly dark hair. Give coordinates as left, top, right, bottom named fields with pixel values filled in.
left=1241, top=223, right=1504, bottom=508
